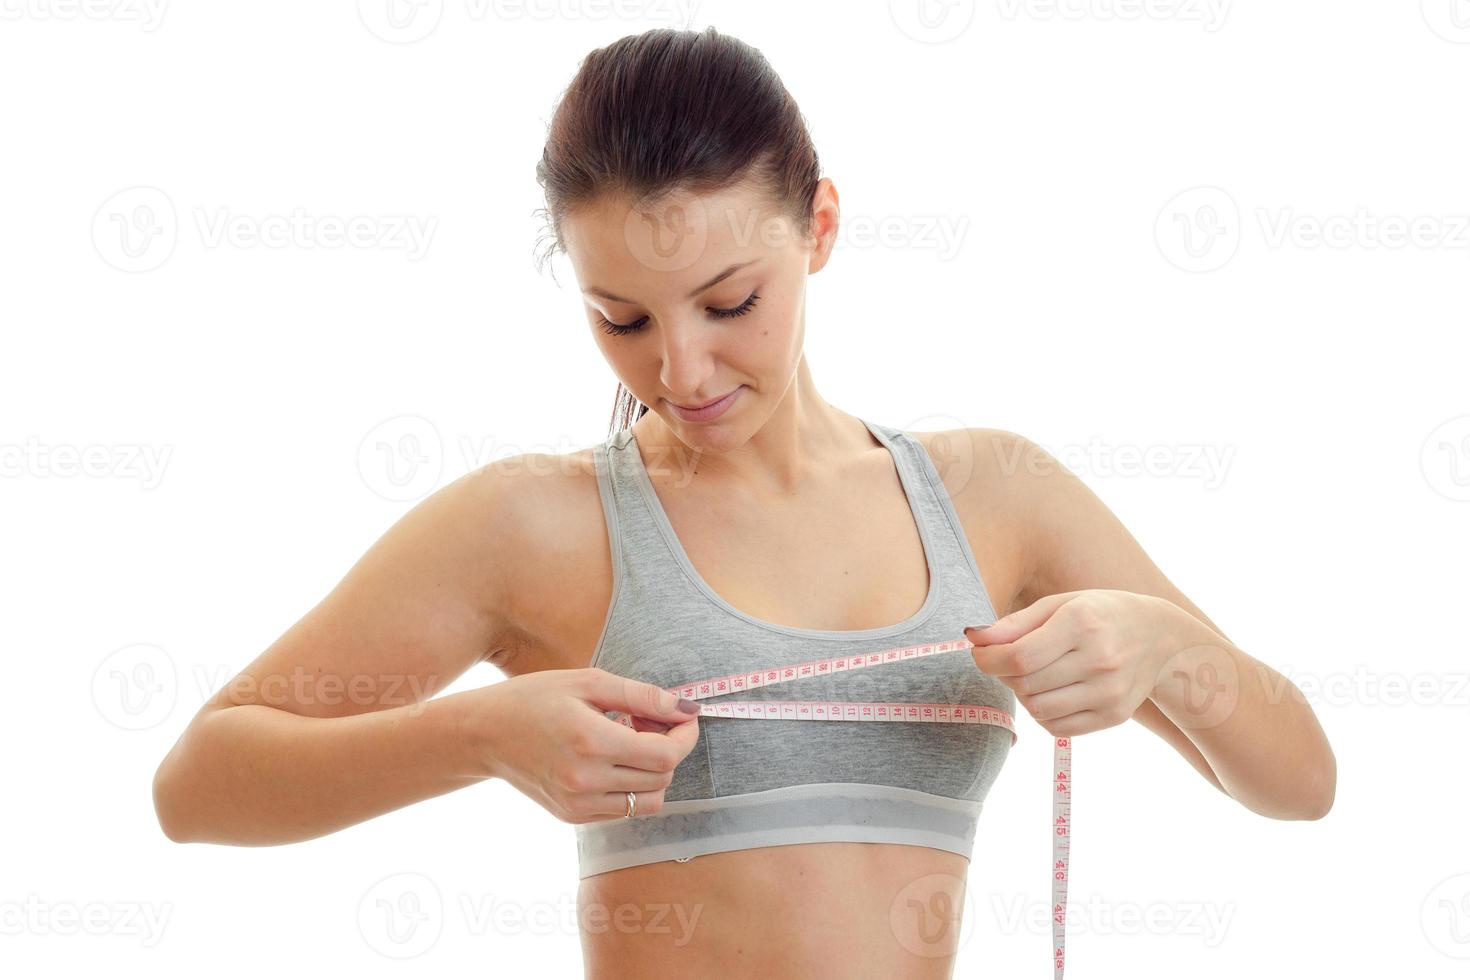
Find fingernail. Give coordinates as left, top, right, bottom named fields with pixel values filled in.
left=677, top=698, right=699, bottom=713
left=966, top=624, right=991, bottom=632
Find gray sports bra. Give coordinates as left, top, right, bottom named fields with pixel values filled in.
left=576, top=418, right=1015, bottom=877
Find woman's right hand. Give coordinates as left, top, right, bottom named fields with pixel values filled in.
left=464, top=667, right=702, bottom=824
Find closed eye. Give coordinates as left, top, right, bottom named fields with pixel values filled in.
left=599, top=292, right=761, bottom=337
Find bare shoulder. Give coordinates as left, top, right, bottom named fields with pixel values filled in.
left=910, top=426, right=1206, bottom=632
left=467, top=445, right=614, bottom=677
left=905, top=426, right=1043, bottom=620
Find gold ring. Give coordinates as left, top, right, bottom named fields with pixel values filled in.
left=624, top=791, right=637, bottom=819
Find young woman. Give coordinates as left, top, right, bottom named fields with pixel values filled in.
left=152, top=26, right=1336, bottom=978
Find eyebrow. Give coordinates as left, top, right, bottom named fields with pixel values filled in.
left=583, top=259, right=759, bottom=305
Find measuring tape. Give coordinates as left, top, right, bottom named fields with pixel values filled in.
left=611, top=636, right=1072, bottom=979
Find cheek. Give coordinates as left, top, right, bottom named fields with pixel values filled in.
left=725, top=324, right=783, bottom=371
left=599, top=341, right=644, bottom=385
left=599, top=342, right=668, bottom=403
left=758, top=308, right=803, bottom=364
left=743, top=298, right=799, bottom=356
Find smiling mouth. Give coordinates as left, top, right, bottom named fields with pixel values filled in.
left=673, top=391, right=737, bottom=411
left=667, top=386, right=745, bottom=422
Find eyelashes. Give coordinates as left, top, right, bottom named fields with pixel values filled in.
left=709, top=291, right=761, bottom=321
left=599, top=292, right=761, bottom=337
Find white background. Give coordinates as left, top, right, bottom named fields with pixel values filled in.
left=3, top=1, right=1468, bottom=977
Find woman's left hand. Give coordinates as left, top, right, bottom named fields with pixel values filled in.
left=966, top=589, right=1182, bottom=738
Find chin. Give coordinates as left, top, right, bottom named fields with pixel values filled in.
left=666, top=414, right=746, bottom=452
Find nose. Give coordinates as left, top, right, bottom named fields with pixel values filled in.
left=657, top=318, right=719, bottom=403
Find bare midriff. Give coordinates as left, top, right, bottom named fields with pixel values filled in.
left=576, top=841, right=974, bottom=978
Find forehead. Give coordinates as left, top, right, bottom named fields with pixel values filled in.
left=562, top=180, right=793, bottom=298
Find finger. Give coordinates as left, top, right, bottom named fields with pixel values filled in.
left=1040, top=708, right=1110, bottom=738
left=965, top=591, right=1082, bottom=646
left=1008, top=645, right=1087, bottom=697
left=601, top=714, right=700, bottom=773
left=603, top=764, right=679, bottom=793
left=631, top=715, right=672, bottom=734
left=585, top=789, right=663, bottom=820
left=585, top=671, right=701, bottom=724
left=660, top=714, right=700, bottom=756
left=1017, top=678, right=1093, bottom=723
left=970, top=612, right=1073, bottom=679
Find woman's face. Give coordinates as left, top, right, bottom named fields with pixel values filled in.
left=560, top=177, right=835, bottom=450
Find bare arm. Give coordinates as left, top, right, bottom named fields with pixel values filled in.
left=151, top=459, right=524, bottom=845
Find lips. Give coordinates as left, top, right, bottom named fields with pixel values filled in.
left=674, top=392, right=734, bottom=411
left=668, top=385, right=743, bottom=422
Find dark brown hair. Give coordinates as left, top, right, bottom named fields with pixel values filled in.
left=533, top=26, right=822, bottom=440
